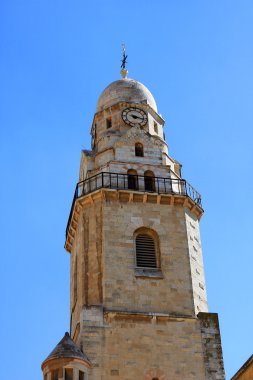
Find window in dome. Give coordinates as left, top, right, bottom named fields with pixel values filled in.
left=154, top=122, right=158, bottom=134
left=135, top=143, right=144, bottom=157
left=106, top=118, right=112, bottom=129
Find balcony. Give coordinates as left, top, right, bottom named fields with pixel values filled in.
left=65, top=172, right=202, bottom=240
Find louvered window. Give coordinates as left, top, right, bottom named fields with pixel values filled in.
left=136, top=234, right=157, bottom=268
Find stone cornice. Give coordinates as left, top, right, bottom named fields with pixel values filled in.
left=103, top=308, right=196, bottom=322
left=64, top=189, right=203, bottom=253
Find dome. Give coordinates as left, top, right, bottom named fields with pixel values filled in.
left=42, top=332, right=90, bottom=365
left=96, top=78, right=157, bottom=113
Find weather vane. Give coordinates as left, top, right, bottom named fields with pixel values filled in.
left=121, top=44, right=128, bottom=69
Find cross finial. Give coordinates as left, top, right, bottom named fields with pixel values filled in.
left=120, top=43, right=128, bottom=78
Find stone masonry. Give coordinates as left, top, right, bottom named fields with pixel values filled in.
left=42, top=74, right=226, bottom=380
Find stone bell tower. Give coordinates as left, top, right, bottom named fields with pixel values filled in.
left=42, top=58, right=225, bottom=380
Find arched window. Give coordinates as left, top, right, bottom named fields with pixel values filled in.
left=135, top=142, right=144, bottom=157
left=127, top=169, right=138, bottom=190
left=144, top=170, right=156, bottom=192
left=135, top=228, right=160, bottom=269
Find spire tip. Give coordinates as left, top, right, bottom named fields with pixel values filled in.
left=120, top=44, right=128, bottom=78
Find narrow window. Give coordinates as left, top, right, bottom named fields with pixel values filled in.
left=144, top=170, right=155, bottom=192
left=52, top=370, right=59, bottom=380
left=136, top=234, right=157, bottom=268
left=73, top=258, right=77, bottom=304
left=127, top=169, right=138, bottom=190
left=163, top=132, right=166, bottom=140
left=106, top=118, right=112, bottom=129
left=79, top=371, right=85, bottom=380
left=92, top=124, right=96, bottom=149
left=65, top=369, right=73, bottom=380
left=135, top=143, right=144, bottom=157
left=154, top=122, right=158, bottom=134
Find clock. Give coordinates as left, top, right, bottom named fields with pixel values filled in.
left=122, top=107, right=148, bottom=127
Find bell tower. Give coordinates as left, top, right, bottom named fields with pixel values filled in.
left=42, top=55, right=225, bottom=380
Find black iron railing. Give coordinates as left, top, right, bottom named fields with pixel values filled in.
left=66, top=172, right=202, bottom=238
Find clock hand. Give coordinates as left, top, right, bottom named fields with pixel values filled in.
left=131, top=114, right=144, bottom=120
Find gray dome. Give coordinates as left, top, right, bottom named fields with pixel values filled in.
left=96, top=78, right=157, bottom=113
left=42, top=332, right=90, bottom=365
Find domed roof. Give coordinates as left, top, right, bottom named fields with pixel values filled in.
left=96, top=78, right=157, bottom=113
left=42, top=332, right=90, bottom=366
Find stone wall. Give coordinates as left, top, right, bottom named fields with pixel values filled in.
left=185, top=209, right=208, bottom=314
left=102, top=200, right=196, bottom=316
left=70, top=195, right=207, bottom=335
left=199, top=312, right=225, bottom=380
left=77, top=308, right=211, bottom=380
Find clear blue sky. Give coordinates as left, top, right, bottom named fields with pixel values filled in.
left=0, top=1, right=252, bottom=379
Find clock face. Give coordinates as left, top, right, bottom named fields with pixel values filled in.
left=122, top=107, right=148, bottom=127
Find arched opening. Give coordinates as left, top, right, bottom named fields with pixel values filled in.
left=144, top=170, right=156, bottom=192
left=135, top=142, right=144, bottom=157
left=127, top=169, right=138, bottom=190
left=134, top=227, right=160, bottom=269
left=65, top=369, right=73, bottom=380
left=52, top=370, right=59, bottom=380
left=106, top=118, right=112, bottom=129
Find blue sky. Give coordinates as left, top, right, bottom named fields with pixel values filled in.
left=0, top=1, right=252, bottom=379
